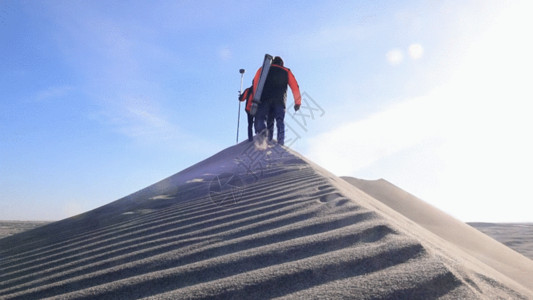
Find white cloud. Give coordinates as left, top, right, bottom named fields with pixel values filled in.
left=306, top=71, right=533, bottom=221
left=305, top=1, right=533, bottom=221
left=305, top=92, right=445, bottom=176
left=218, top=47, right=232, bottom=61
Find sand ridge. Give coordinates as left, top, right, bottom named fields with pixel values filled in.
left=342, top=177, right=533, bottom=291
left=1, top=142, right=531, bottom=299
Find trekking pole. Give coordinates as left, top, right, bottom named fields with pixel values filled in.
left=236, top=68, right=245, bottom=144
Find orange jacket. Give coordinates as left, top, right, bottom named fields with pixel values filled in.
left=249, top=64, right=301, bottom=110
left=239, top=86, right=253, bottom=113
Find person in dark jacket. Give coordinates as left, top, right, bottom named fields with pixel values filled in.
left=252, top=56, right=301, bottom=145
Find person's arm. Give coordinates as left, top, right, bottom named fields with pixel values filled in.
left=239, top=87, right=250, bottom=102
left=287, top=69, right=301, bottom=110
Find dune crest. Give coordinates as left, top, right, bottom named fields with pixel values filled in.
left=1, top=142, right=531, bottom=299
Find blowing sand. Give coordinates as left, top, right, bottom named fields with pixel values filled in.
left=1, top=142, right=532, bottom=299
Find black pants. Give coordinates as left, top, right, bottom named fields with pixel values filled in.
left=254, top=100, right=285, bottom=145
left=247, top=112, right=254, bottom=141
left=248, top=112, right=274, bottom=142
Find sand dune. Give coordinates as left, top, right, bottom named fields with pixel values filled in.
left=342, top=177, right=533, bottom=292
left=1, top=142, right=532, bottom=299
left=469, top=222, right=533, bottom=260
left=0, top=222, right=50, bottom=240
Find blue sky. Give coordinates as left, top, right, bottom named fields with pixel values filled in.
left=1, top=0, right=532, bottom=222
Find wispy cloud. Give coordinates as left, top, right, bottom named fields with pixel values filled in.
left=218, top=46, right=232, bottom=61
left=45, top=3, right=188, bottom=145
left=95, top=94, right=178, bottom=142
left=305, top=92, right=445, bottom=176
left=34, top=85, right=74, bottom=102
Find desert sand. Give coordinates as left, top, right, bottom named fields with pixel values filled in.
left=3, top=221, right=531, bottom=259
left=468, top=222, right=533, bottom=260
left=0, top=221, right=50, bottom=240
left=1, top=142, right=532, bottom=299
left=342, top=177, right=533, bottom=291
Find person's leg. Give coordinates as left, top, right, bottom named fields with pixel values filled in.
left=267, top=107, right=275, bottom=141
left=273, top=103, right=286, bottom=145
left=253, top=101, right=269, bottom=138
left=247, top=113, right=254, bottom=142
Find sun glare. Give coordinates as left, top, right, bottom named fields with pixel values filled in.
left=408, top=43, right=423, bottom=60
left=427, top=1, right=533, bottom=221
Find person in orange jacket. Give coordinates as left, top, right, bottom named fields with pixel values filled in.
left=238, top=86, right=255, bottom=142
left=252, top=56, right=301, bottom=145
left=239, top=85, right=274, bottom=142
